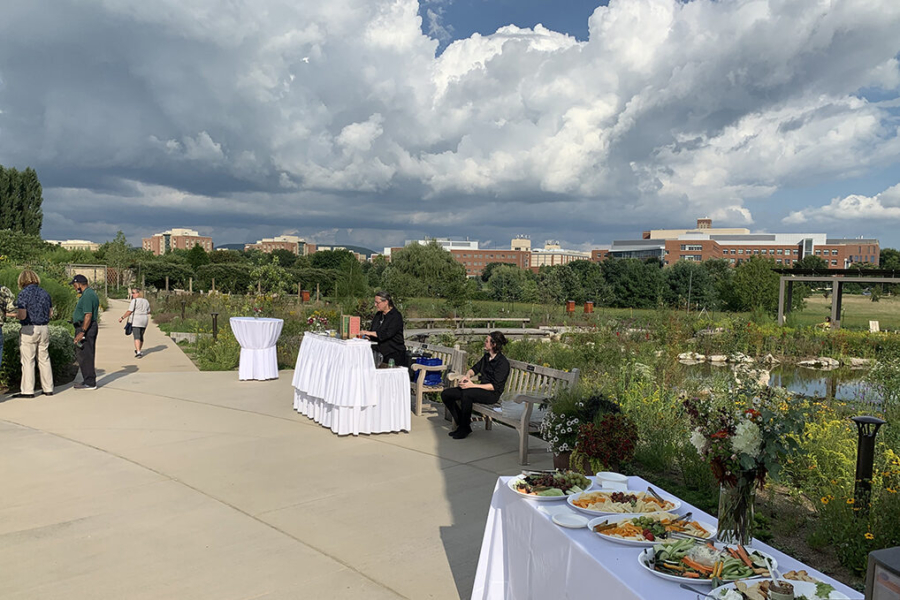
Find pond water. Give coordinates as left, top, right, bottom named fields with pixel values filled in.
left=680, top=362, right=882, bottom=406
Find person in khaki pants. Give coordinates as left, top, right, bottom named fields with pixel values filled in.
left=14, top=270, right=54, bottom=398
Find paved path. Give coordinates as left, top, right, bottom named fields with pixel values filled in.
left=0, top=301, right=551, bottom=599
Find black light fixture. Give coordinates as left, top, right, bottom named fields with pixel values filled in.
left=851, top=415, right=886, bottom=513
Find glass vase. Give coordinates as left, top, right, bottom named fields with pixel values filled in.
left=717, top=476, right=757, bottom=546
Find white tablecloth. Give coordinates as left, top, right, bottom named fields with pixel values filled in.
left=229, top=317, right=284, bottom=381
left=472, top=475, right=862, bottom=600
left=292, top=332, right=410, bottom=435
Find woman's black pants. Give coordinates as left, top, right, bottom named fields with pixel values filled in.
left=441, top=387, right=498, bottom=431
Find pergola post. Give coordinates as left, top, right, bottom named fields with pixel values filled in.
left=777, top=277, right=787, bottom=326
left=785, top=281, right=793, bottom=317
left=830, top=277, right=842, bottom=329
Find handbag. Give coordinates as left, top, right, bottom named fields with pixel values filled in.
left=124, top=298, right=134, bottom=335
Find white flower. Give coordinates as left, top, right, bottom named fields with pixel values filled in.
left=732, top=420, right=762, bottom=458
left=690, top=429, right=708, bottom=455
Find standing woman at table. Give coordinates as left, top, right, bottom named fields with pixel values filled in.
left=442, top=331, right=510, bottom=440
left=360, top=291, right=407, bottom=367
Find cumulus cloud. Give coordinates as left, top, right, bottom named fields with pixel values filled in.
left=0, top=0, right=899, bottom=247
left=784, top=183, right=900, bottom=225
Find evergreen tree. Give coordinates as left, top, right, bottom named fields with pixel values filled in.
left=0, top=164, right=44, bottom=234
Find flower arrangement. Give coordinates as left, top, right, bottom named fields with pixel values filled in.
left=306, top=311, right=329, bottom=332
left=540, top=388, right=621, bottom=457
left=570, top=413, right=638, bottom=474
left=684, top=384, right=807, bottom=544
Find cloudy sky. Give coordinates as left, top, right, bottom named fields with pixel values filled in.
left=1, top=0, right=899, bottom=251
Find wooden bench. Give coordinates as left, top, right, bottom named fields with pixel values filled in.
left=407, top=341, right=467, bottom=417
left=447, top=360, right=580, bottom=465
left=406, top=317, right=531, bottom=329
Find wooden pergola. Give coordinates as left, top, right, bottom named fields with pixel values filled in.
left=776, top=268, right=900, bottom=329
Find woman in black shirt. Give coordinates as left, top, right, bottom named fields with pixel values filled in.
left=442, top=331, right=510, bottom=440
left=360, top=291, right=407, bottom=367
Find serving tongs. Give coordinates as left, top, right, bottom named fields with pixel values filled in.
left=647, top=486, right=668, bottom=504
left=520, top=469, right=559, bottom=476
left=590, top=519, right=618, bottom=533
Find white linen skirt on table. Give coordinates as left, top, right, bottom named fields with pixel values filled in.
left=294, top=368, right=410, bottom=435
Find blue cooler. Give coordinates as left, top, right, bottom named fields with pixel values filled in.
left=415, top=357, right=444, bottom=386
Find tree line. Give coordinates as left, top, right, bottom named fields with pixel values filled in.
left=0, top=164, right=44, bottom=236
left=1, top=231, right=896, bottom=316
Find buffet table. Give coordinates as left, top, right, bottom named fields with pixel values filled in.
left=292, top=332, right=410, bottom=435
left=229, top=317, right=284, bottom=381
left=472, top=475, right=861, bottom=600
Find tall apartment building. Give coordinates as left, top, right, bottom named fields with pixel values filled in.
left=599, top=219, right=879, bottom=269
left=244, top=235, right=306, bottom=255
left=142, top=228, right=213, bottom=256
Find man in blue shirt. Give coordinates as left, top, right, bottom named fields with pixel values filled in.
left=15, top=269, right=55, bottom=398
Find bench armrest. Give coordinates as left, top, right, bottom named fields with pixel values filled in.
left=511, top=393, right=550, bottom=405
left=411, top=364, right=449, bottom=373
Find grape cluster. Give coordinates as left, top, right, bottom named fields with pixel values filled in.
left=609, top=492, right=638, bottom=504
left=524, top=471, right=590, bottom=493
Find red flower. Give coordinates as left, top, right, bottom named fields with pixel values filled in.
left=711, top=429, right=729, bottom=439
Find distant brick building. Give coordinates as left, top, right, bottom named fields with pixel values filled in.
left=142, top=228, right=213, bottom=256
left=244, top=235, right=306, bottom=255
left=604, top=219, right=879, bottom=269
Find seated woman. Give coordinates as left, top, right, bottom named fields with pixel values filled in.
left=442, top=331, right=510, bottom=440
left=360, top=291, right=407, bottom=367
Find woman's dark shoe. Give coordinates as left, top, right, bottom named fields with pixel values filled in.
left=448, top=429, right=458, bottom=436
left=452, top=428, right=472, bottom=440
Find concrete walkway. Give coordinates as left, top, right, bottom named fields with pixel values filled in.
left=0, top=301, right=551, bottom=599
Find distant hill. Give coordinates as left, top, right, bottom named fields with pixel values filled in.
left=340, top=244, right=376, bottom=258
left=215, top=243, right=245, bottom=251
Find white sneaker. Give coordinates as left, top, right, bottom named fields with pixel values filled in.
left=74, top=383, right=97, bottom=390
left=136, top=352, right=143, bottom=359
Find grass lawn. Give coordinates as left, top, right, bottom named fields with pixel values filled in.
left=791, top=294, right=900, bottom=330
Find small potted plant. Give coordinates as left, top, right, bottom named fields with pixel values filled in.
left=540, top=387, right=622, bottom=470
left=570, top=413, right=638, bottom=475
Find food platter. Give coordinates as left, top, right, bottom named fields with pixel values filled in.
left=567, top=489, right=681, bottom=516
left=587, top=513, right=717, bottom=547
left=637, top=539, right=778, bottom=585
left=507, top=471, right=593, bottom=501
left=710, top=579, right=849, bottom=600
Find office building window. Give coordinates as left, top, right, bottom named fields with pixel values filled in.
left=815, top=250, right=821, bottom=255
left=831, top=260, right=837, bottom=266
left=776, top=259, right=782, bottom=264
left=737, top=249, right=744, bottom=254
left=777, top=249, right=783, bottom=255
left=831, top=249, right=838, bottom=255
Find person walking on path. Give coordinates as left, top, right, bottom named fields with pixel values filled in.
left=71, top=274, right=100, bottom=390
left=0, top=283, right=18, bottom=375
left=118, top=289, right=151, bottom=358
left=14, top=270, right=54, bottom=398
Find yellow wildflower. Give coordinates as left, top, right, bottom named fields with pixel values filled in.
left=865, top=533, right=874, bottom=540
left=820, top=497, right=829, bottom=505
left=847, top=498, right=855, bottom=505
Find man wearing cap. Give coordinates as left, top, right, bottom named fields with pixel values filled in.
left=71, top=274, right=100, bottom=390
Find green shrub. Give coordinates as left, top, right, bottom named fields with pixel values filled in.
left=0, top=266, right=78, bottom=321
left=0, top=323, right=76, bottom=388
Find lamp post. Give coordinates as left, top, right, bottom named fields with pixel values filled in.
left=181, top=300, right=186, bottom=322
left=851, top=415, right=886, bottom=513
left=211, top=312, right=219, bottom=341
